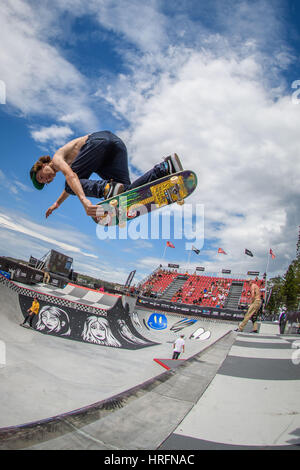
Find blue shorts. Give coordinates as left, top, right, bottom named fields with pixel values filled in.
left=65, top=130, right=168, bottom=199
left=65, top=131, right=131, bottom=198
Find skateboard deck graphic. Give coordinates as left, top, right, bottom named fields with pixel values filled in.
left=93, top=170, right=197, bottom=226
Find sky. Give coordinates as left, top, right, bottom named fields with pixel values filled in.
left=0, top=0, right=299, bottom=285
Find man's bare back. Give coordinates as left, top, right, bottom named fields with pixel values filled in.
left=250, top=282, right=261, bottom=302
left=52, top=135, right=89, bottom=168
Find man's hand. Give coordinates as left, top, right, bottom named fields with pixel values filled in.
left=46, top=202, right=59, bottom=218
left=82, top=198, right=100, bottom=217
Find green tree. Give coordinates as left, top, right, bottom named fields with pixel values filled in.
left=284, top=263, right=298, bottom=310
left=266, top=276, right=284, bottom=316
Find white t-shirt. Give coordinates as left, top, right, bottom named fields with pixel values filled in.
left=174, top=337, right=185, bottom=353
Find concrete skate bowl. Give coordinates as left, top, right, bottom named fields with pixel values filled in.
left=0, top=274, right=235, bottom=449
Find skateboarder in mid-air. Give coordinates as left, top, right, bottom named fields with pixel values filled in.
left=30, top=131, right=183, bottom=218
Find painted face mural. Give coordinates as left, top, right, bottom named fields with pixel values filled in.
left=82, top=316, right=121, bottom=347
left=147, top=313, right=167, bottom=330
left=36, top=306, right=71, bottom=335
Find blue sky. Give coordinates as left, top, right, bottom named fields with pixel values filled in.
left=0, top=0, right=299, bottom=284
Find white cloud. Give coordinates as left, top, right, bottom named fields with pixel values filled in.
left=31, top=125, right=74, bottom=146
left=0, top=211, right=98, bottom=259
left=0, top=169, right=33, bottom=198
left=0, top=209, right=137, bottom=283
left=95, top=16, right=299, bottom=277
left=0, top=1, right=98, bottom=131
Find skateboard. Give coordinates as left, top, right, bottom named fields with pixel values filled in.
left=93, top=170, right=197, bottom=226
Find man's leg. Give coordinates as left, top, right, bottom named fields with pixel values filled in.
left=251, top=312, right=259, bottom=332
left=97, top=137, right=131, bottom=187
left=76, top=179, right=109, bottom=198
left=78, top=159, right=182, bottom=198
left=21, top=315, right=30, bottom=325
left=127, top=154, right=183, bottom=191
left=127, top=163, right=168, bottom=190
left=238, top=301, right=261, bottom=332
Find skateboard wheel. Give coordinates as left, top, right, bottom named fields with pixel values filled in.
left=177, top=199, right=185, bottom=206
left=110, top=199, right=118, bottom=207
left=171, top=176, right=179, bottom=184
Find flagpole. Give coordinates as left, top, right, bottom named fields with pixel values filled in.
left=162, top=244, right=167, bottom=265
left=187, top=249, right=192, bottom=271
left=265, top=251, right=270, bottom=277
left=264, top=250, right=271, bottom=312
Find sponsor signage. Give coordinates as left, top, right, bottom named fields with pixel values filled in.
left=137, top=297, right=244, bottom=321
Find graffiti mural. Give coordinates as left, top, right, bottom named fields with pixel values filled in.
left=170, top=318, right=197, bottom=333
left=18, top=294, right=156, bottom=350
left=82, top=316, right=121, bottom=347
left=117, top=319, right=150, bottom=345
left=36, top=306, right=71, bottom=336
left=189, top=327, right=211, bottom=341
left=147, top=313, right=168, bottom=330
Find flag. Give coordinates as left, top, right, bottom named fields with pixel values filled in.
left=166, top=241, right=175, bottom=248
left=245, top=248, right=254, bottom=257
left=270, top=248, right=276, bottom=259
left=192, top=245, right=200, bottom=255
left=218, top=248, right=227, bottom=255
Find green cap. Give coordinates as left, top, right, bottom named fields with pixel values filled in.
left=30, top=167, right=44, bottom=190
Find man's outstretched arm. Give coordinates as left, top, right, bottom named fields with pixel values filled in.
left=46, top=190, right=70, bottom=218
left=52, top=153, right=99, bottom=217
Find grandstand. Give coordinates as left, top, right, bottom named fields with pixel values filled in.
left=139, top=267, right=265, bottom=311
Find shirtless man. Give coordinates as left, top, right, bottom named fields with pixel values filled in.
left=30, top=131, right=183, bottom=218
left=235, top=280, right=262, bottom=333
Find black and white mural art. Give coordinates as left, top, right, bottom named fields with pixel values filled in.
left=18, top=294, right=156, bottom=350
left=36, top=306, right=71, bottom=336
